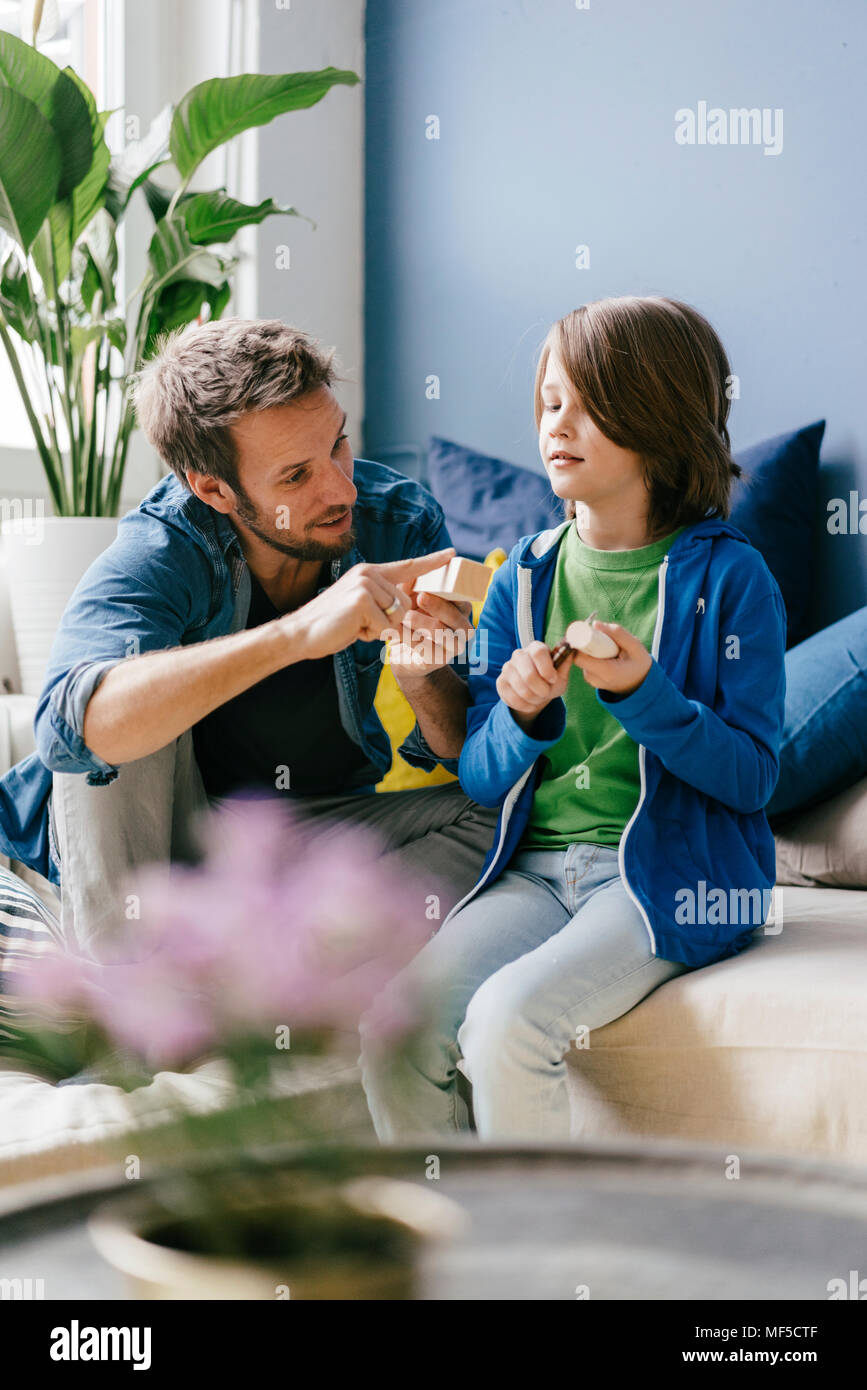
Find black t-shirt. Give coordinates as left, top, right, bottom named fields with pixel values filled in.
left=192, top=570, right=379, bottom=799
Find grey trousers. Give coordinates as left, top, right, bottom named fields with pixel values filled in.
left=48, top=730, right=500, bottom=962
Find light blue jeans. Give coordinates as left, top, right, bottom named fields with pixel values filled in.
left=358, top=841, right=694, bottom=1142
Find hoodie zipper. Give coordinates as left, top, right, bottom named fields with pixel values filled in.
left=617, top=552, right=669, bottom=955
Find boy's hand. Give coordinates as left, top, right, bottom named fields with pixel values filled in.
left=572, top=621, right=652, bottom=695
left=497, top=640, right=580, bottom=732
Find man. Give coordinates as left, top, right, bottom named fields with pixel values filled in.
left=0, top=317, right=498, bottom=959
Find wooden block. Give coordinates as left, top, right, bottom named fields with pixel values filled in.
left=564, top=618, right=619, bottom=658
left=412, top=556, right=492, bottom=604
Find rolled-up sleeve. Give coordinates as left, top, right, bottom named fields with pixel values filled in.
left=33, top=513, right=209, bottom=781
left=37, top=657, right=125, bottom=783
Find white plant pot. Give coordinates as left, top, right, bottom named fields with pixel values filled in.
left=88, top=1173, right=466, bottom=1301
left=0, top=516, right=119, bottom=697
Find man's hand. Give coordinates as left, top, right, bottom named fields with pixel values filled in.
left=279, top=547, right=456, bottom=662
left=388, top=591, right=476, bottom=679
left=571, top=621, right=652, bottom=695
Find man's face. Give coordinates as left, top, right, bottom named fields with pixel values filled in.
left=227, top=387, right=358, bottom=561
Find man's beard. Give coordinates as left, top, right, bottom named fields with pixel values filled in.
left=232, top=484, right=356, bottom=561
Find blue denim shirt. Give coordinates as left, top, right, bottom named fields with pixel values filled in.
left=0, top=459, right=466, bottom=886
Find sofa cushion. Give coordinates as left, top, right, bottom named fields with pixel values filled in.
left=773, top=776, right=867, bottom=889
left=426, top=436, right=562, bottom=561
left=728, top=420, right=825, bottom=649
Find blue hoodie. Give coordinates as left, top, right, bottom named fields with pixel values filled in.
left=445, top=516, right=787, bottom=967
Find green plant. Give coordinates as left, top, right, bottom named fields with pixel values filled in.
left=0, top=30, right=359, bottom=516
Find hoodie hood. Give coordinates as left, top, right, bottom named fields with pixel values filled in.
left=518, top=515, right=752, bottom=566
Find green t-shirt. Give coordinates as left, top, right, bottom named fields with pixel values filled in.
left=518, top=520, right=686, bottom=851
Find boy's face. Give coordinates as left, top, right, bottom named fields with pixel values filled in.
left=538, top=353, right=648, bottom=520
left=192, top=386, right=358, bottom=561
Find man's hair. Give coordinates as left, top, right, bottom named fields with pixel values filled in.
left=131, top=317, right=341, bottom=490
left=533, top=296, right=742, bottom=539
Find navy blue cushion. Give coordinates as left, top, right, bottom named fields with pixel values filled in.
left=426, top=436, right=562, bottom=561
left=729, top=420, right=825, bottom=649
left=427, top=421, right=825, bottom=649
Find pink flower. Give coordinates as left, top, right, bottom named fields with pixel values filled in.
left=16, top=792, right=446, bottom=1070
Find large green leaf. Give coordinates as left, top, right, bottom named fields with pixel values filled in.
left=0, top=32, right=93, bottom=199
left=145, top=218, right=232, bottom=299
left=141, top=177, right=174, bottom=223
left=179, top=190, right=297, bottom=245
left=203, top=279, right=232, bottom=321
left=0, top=245, right=35, bottom=333
left=170, top=68, right=360, bottom=182
left=32, top=197, right=72, bottom=288
left=144, top=275, right=232, bottom=358
left=0, top=245, right=61, bottom=359
left=63, top=68, right=112, bottom=244
left=147, top=278, right=212, bottom=339
left=0, top=87, right=60, bottom=250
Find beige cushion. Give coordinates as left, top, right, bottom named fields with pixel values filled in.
left=773, top=777, right=867, bottom=888
left=565, top=884, right=867, bottom=1163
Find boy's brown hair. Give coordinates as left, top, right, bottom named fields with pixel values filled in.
left=533, top=296, right=742, bottom=540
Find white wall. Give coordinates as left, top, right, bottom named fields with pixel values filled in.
left=255, top=0, right=366, bottom=454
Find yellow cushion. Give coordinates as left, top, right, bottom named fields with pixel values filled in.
left=374, top=547, right=508, bottom=791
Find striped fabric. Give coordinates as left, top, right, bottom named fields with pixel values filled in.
left=0, top=866, right=66, bottom=1044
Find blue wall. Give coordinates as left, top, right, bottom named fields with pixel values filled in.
left=364, top=0, right=866, bottom=633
